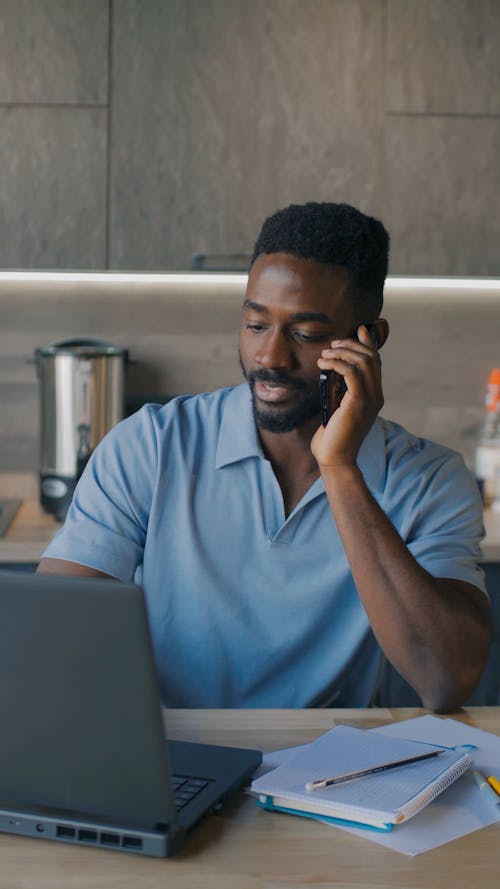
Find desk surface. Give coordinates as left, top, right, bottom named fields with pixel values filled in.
left=2, top=707, right=499, bottom=889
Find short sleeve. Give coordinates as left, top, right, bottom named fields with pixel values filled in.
left=42, top=406, right=159, bottom=581
left=405, top=450, right=487, bottom=595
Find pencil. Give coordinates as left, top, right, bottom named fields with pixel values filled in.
left=487, top=775, right=500, bottom=798
left=472, top=769, right=500, bottom=809
left=305, top=748, right=443, bottom=791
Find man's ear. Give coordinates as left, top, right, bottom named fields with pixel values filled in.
left=370, top=318, right=389, bottom=349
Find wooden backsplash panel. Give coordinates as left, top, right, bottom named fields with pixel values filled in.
left=1, top=275, right=499, bottom=472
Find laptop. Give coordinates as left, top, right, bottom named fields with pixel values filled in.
left=0, top=571, right=262, bottom=856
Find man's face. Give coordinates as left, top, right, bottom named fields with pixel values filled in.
left=239, top=253, right=359, bottom=433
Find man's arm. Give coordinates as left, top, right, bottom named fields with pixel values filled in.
left=319, top=464, right=490, bottom=711
left=36, top=408, right=157, bottom=582
left=311, top=325, right=491, bottom=712
left=37, top=558, right=114, bottom=579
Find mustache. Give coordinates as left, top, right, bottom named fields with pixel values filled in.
left=246, top=369, right=308, bottom=390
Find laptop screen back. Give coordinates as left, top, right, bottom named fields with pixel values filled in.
left=0, top=572, right=175, bottom=826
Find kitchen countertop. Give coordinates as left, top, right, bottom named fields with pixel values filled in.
left=0, top=499, right=60, bottom=563
left=2, top=473, right=500, bottom=564
left=0, top=473, right=59, bottom=563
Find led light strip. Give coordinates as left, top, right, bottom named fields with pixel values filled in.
left=0, top=271, right=248, bottom=285
left=0, top=271, right=498, bottom=289
left=385, top=277, right=500, bottom=290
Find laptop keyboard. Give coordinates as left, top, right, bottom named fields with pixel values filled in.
left=172, top=774, right=210, bottom=810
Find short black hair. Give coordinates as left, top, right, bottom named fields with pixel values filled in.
left=251, top=202, right=389, bottom=317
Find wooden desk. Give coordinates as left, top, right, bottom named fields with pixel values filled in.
left=2, top=707, right=499, bottom=888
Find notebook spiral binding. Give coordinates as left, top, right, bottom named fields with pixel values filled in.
left=394, top=754, right=472, bottom=823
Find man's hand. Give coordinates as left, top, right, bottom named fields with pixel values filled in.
left=311, top=324, right=384, bottom=469
left=310, top=318, right=490, bottom=711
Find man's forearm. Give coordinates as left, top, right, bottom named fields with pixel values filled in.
left=321, top=464, right=491, bottom=712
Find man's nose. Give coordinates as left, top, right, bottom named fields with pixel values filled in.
left=255, top=330, right=295, bottom=369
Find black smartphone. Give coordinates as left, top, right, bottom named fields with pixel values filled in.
left=319, top=325, right=378, bottom=427
left=319, top=370, right=346, bottom=427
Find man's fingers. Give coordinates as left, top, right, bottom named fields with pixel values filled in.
left=318, top=349, right=380, bottom=372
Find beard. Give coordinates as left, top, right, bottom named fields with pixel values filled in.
left=239, top=354, right=321, bottom=433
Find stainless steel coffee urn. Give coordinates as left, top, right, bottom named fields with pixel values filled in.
left=35, top=339, right=128, bottom=521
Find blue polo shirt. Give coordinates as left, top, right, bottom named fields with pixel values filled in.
left=43, top=384, right=486, bottom=707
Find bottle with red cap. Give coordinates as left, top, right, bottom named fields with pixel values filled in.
left=475, top=368, right=500, bottom=506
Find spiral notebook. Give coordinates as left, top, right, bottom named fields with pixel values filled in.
left=251, top=725, right=471, bottom=831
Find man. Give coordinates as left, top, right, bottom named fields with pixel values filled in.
left=38, top=202, right=490, bottom=711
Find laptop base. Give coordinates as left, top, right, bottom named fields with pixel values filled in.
left=0, top=572, right=262, bottom=857
left=0, top=804, right=185, bottom=857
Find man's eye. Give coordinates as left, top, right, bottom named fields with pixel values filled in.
left=293, top=331, right=328, bottom=343
left=246, top=322, right=266, bottom=332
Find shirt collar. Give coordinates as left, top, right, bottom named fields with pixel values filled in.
left=215, top=384, right=264, bottom=468
left=216, top=382, right=387, bottom=494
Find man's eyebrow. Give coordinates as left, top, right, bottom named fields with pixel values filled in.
left=242, top=300, right=332, bottom=324
left=291, top=311, right=332, bottom=324
left=242, top=299, right=268, bottom=313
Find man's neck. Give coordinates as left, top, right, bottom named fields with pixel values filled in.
left=257, top=417, right=321, bottom=515
left=257, top=415, right=319, bottom=466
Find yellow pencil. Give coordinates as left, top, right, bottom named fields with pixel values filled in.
left=487, top=775, right=500, bottom=797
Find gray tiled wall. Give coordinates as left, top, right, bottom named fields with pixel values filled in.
left=110, top=0, right=385, bottom=269
left=385, top=0, right=500, bottom=115
left=384, top=115, right=500, bottom=275
left=0, top=0, right=109, bottom=269
left=0, top=106, right=107, bottom=268
left=0, top=1, right=499, bottom=273
left=0, top=0, right=108, bottom=104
